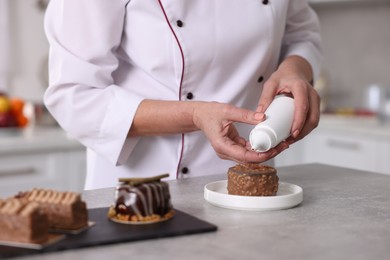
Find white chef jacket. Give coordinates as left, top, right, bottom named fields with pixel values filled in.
left=44, top=0, right=322, bottom=190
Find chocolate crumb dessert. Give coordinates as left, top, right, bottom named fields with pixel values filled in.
left=0, top=198, right=49, bottom=244
left=108, top=174, right=174, bottom=224
left=227, top=164, right=279, bottom=196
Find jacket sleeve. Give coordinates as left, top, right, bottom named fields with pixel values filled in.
left=44, top=0, right=142, bottom=165
left=280, top=0, right=323, bottom=81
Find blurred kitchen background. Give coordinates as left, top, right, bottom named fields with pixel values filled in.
left=0, top=0, right=390, bottom=197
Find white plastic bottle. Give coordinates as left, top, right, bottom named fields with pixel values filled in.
left=249, top=95, right=294, bottom=152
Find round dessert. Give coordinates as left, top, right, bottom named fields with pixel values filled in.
left=107, top=174, right=175, bottom=224
left=227, top=164, right=279, bottom=196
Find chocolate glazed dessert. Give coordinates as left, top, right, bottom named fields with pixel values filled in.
left=227, top=164, right=279, bottom=196
left=108, top=174, right=174, bottom=224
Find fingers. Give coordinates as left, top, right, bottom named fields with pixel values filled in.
left=213, top=136, right=290, bottom=164
left=259, top=76, right=320, bottom=140
left=257, top=80, right=278, bottom=113
left=289, top=90, right=320, bottom=142
left=289, top=79, right=310, bottom=138
left=199, top=101, right=294, bottom=164
left=223, top=104, right=265, bottom=125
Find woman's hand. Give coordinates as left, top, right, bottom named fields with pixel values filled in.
left=129, top=99, right=290, bottom=163
left=257, top=55, right=321, bottom=145
left=192, top=102, right=289, bottom=163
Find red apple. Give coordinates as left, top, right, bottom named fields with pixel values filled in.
left=0, top=111, right=17, bottom=127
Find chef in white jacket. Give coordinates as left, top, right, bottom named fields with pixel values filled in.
left=44, top=0, right=322, bottom=190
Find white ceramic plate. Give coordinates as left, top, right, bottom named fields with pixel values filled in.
left=204, top=180, right=303, bottom=211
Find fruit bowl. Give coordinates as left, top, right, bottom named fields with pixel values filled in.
left=0, top=93, right=28, bottom=128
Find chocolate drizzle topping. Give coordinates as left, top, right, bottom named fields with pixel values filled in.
left=114, top=174, right=172, bottom=218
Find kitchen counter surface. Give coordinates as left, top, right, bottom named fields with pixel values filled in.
left=319, top=114, right=390, bottom=139
left=16, top=164, right=390, bottom=260
left=0, top=127, right=83, bottom=155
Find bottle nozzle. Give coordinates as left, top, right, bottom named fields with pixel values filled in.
left=249, top=127, right=277, bottom=152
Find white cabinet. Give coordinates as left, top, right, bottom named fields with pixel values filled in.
left=65, top=150, right=87, bottom=192
left=272, top=138, right=305, bottom=168
left=0, top=151, right=86, bottom=198
left=377, top=141, right=390, bottom=175
left=0, top=128, right=86, bottom=198
left=275, top=116, right=390, bottom=175
left=303, top=129, right=379, bottom=173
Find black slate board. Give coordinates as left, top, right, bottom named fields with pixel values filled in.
left=0, top=207, right=217, bottom=259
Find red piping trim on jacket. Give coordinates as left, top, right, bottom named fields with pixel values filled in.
left=157, top=0, right=185, bottom=179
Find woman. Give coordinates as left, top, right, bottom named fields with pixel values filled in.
left=44, top=0, right=322, bottom=190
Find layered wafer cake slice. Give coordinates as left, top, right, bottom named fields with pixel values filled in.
left=16, top=189, right=88, bottom=230
left=0, top=198, right=49, bottom=243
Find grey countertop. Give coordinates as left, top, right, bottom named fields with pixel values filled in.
left=0, top=127, right=83, bottom=155
left=318, top=114, right=390, bottom=139
left=18, top=164, right=390, bottom=260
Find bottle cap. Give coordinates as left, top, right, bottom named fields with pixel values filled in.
left=249, top=127, right=277, bottom=152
